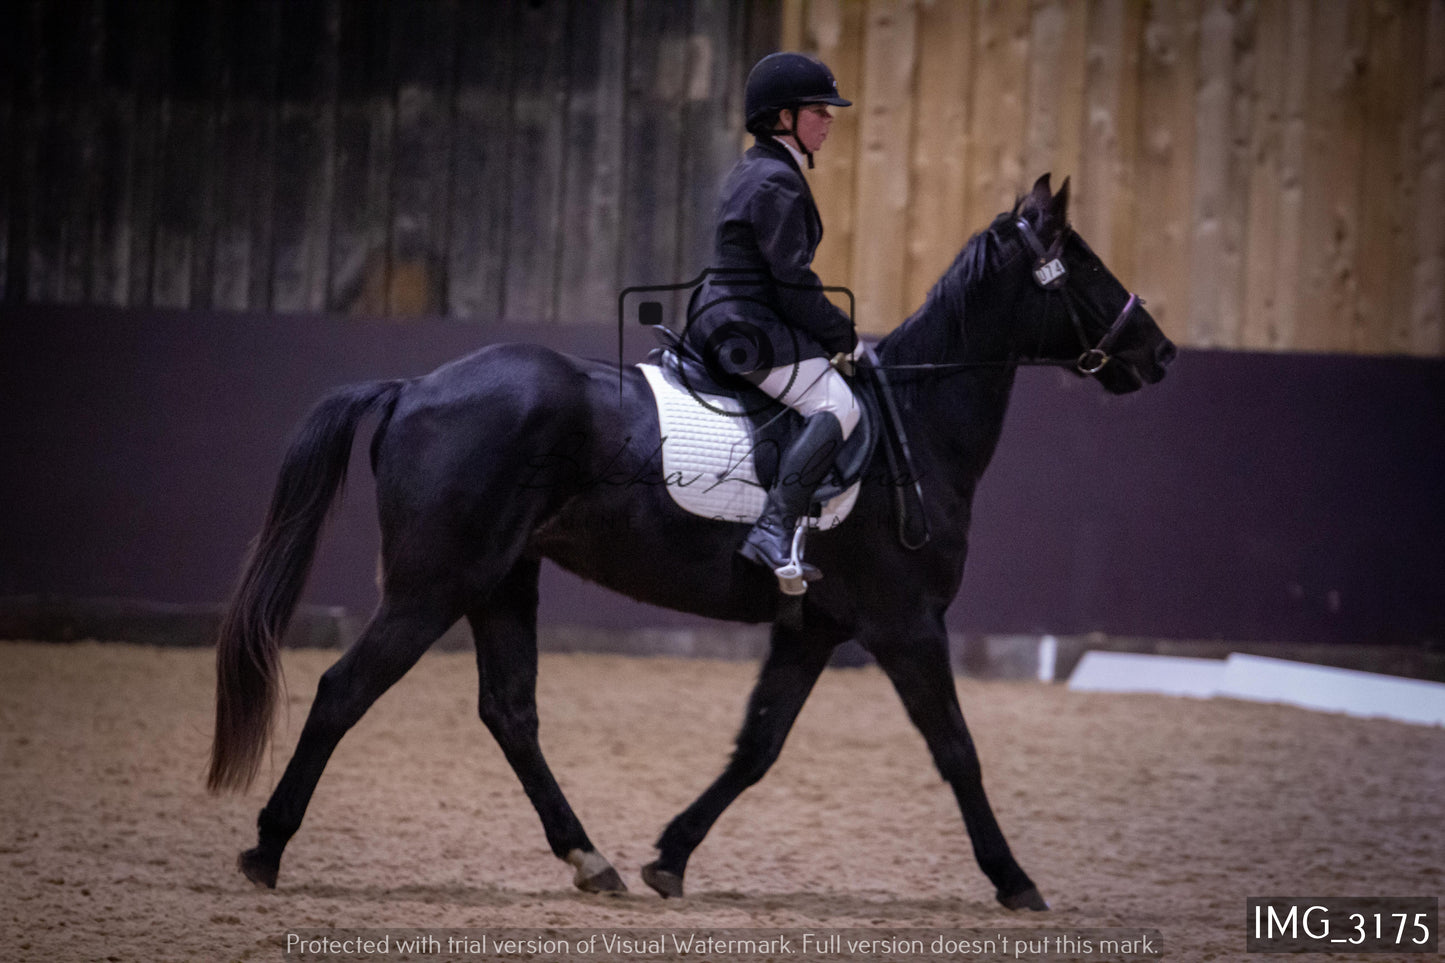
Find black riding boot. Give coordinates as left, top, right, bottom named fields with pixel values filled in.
left=738, top=412, right=845, bottom=582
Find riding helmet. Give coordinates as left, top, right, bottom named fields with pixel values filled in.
left=744, top=52, right=851, bottom=134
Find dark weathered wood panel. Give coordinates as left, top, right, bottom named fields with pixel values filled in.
left=207, top=2, right=262, bottom=310
left=124, top=8, right=170, bottom=307
left=150, top=0, right=220, bottom=309
left=502, top=0, right=568, bottom=323
left=445, top=0, right=515, bottom=321
left=241, top=0, right=283, bottom=312
left=0, top=2, right=12, bottom=306
left=30, top=0, right=95, bottom=304
left=0, top=0, right=768, bottom=328
left=557, top=0, right=626, bottom=325
left=90, top=6, right=140, bottom=309
left=328, top=0, right=396, bottom=317
left=3, top=1, right=38, bottom=304
left=678, top=0, right=740, bottom=285
left=621, top=0, right=690, bottom=300
left=266, top=0, right=336, bottom=314
left=385, top=0, right=457, bottom=317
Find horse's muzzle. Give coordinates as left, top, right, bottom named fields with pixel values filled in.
left=1140, top=337, right=1177, bottom=385
left=1156, top=338, right=1178, bottom=368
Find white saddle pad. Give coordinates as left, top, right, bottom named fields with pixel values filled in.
left=640, top=363, right=860, bottom=528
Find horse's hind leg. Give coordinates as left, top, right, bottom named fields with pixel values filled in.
left=643, top=617, right=836, bottom=898
left=468, top=558, right=625, bottom=894
left=863, top=616, right=1047, bottom=911
left=238, top=595, right=458, bottom=888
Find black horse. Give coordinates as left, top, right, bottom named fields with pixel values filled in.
left=208, top=175, right=1175, bottom=911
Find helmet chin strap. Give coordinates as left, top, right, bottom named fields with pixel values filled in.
left=770, top=109, right=814, bottom=169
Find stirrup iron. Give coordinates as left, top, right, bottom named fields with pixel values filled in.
left=773, top=520, right=812, bottom=596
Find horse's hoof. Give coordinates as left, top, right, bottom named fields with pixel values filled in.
left=998, top=885, right=1049, bottom=911
left=567, top=849, right=627, bottom=894
left=641, top=861, right=684, bottom=899
left=577, top=866, right=628, bottom=894
left=237, top=848, right=278, bottom=889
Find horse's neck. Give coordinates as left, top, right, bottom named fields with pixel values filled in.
left=878, top=260, right=1017, bottom=465
left=878, top=270, right=1020, bottom=500
left=915, top=365, right=1017, bottom=498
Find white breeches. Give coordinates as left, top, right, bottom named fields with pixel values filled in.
left=754, top=357, right=860, bottom=440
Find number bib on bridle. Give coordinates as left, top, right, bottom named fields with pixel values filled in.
left=1015, top=216, right=1141, bottom=375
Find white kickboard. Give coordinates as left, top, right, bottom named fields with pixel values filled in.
left=1067, top=651, right=1227, bottom=698
left=639, top=363, right=859, bottom=527
left=1067, top=650, right=1445, bottom=727
left=1217, top=653, right=1445, bottom=727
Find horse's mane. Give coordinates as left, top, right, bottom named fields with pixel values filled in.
left=875, top=209, right=1019, bottom=374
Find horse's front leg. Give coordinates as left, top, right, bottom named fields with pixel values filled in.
left=643, top=616, right=836, bottom=898
left=861, top=614, right=1048, bottom=911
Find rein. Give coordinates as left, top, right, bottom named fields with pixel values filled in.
left=867, top=219, right=1141, bottom=379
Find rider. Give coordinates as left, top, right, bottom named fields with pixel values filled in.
left=686, top=52, right=860, bottom=584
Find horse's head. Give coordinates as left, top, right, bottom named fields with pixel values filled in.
left=1011, top=174, right=1176, bottom=393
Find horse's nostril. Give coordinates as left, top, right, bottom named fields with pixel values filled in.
left=1156, top=339, right=1178, bottom=366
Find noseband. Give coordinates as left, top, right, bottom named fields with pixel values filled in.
left=1015, top=217, right=1140, bottom=375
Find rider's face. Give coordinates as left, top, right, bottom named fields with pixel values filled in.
left=789, top=105, right=834, bottom=154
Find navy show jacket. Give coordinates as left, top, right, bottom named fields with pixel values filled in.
left=685, top=137, right=857, bottom=372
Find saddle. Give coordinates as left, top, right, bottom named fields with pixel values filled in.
left=642, top=327, right=880, bottom=527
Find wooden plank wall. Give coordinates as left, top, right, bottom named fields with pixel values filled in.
left=0, top=0, right=777, bottom=325
left=4, top=0, right=1440, bottom=355
left=785, top=0, right=1445, bottom=356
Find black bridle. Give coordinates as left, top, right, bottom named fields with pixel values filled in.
left=867, top=217, right=1143, bottom=378
left=1013, top=216, right=1141, bottom=376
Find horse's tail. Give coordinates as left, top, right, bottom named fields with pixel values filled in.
left=207, top=379, right=403, bottom=794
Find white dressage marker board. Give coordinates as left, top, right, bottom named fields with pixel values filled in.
left=1216, top=653, right=1445, bottom=727
left=1068, top=650, right=1445, bottom=727
left=1067, top=652, right=1226, bottom=699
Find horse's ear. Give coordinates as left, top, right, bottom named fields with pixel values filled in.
left=1028, top=173, right=1053, bottom=213
left=1050, top=176, right=1071, bottom=225
left=1022, top=174, right=1066, bottom=238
